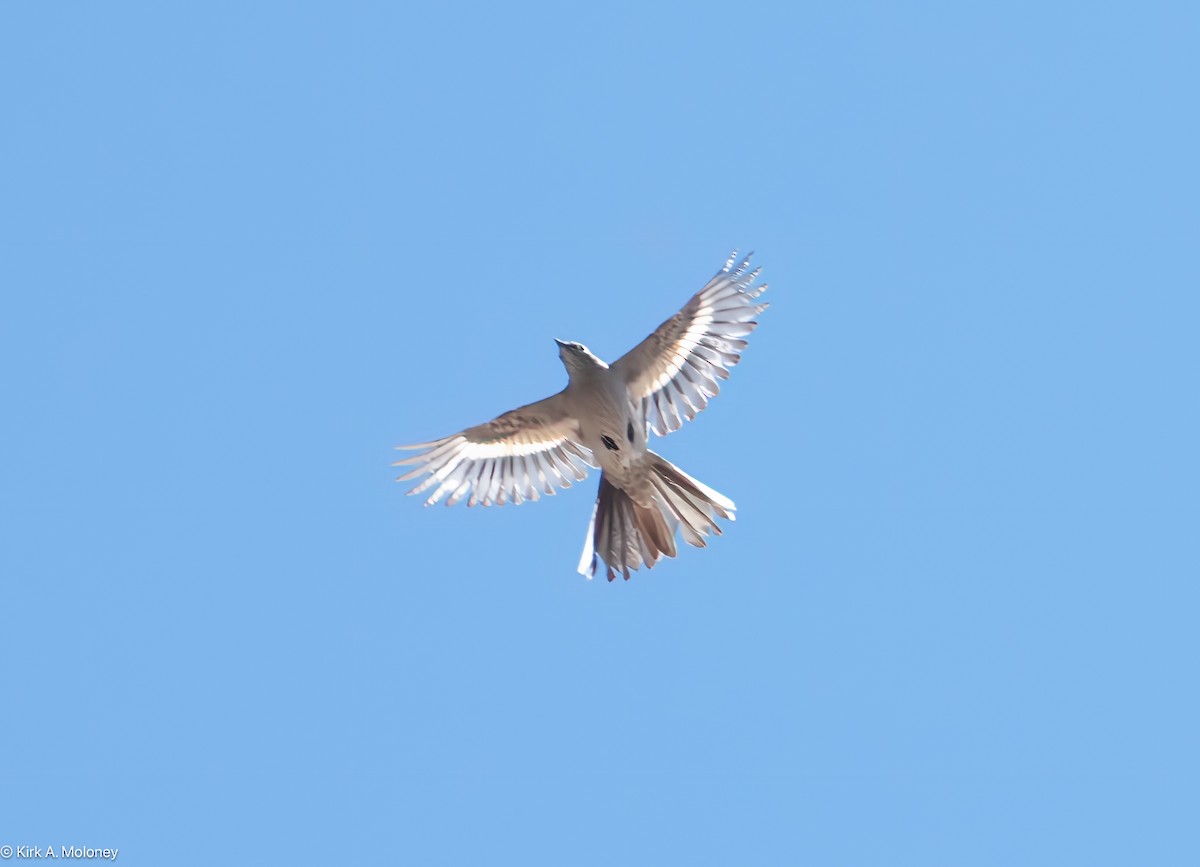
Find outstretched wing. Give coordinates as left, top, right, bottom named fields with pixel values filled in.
left=394, top=391, right=596, bottom=507
left=611, top=251, right=768, bottom=436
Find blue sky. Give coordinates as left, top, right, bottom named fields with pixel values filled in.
left=2, top=2, right=1197, bottom=864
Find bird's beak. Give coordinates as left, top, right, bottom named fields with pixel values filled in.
left=554, top=338, right=567, bottom=349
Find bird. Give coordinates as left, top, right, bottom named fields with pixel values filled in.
left=394, top=251, right=768, bottom=581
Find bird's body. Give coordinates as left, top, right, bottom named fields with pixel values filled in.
left=558, top=349, right=648, bottom=500
left=396, top=252, right=768, bottom=580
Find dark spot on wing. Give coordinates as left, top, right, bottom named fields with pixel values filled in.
left=626, top=421, right=634, bottom=443
left=601, top=435, right=619, bottom=451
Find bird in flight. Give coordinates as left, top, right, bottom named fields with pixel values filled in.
left=395, top=251, right=768, bottom=581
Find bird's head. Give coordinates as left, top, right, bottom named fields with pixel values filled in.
left=555, top=338, right=607, bottom=376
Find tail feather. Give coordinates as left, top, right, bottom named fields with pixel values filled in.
left=577, top=452, right=735, bottom=581
left=648, top=458, right=735, bottom=545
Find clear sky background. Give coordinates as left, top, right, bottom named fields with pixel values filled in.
left=2, top=2, right=1197, bottom=864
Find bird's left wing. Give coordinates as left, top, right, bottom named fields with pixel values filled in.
left=394, top=391, right=596, bottom=507
left=611, top=251, right=768, bottom=436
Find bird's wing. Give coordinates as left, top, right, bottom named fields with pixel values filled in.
left=394, top=391, right=596, bottom=507
left=611, top=251, right=768, bottom=436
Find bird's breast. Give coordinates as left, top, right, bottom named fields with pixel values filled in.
left=566, top=375, right=650, bottom=492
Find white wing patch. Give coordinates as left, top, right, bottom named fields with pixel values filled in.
left=612, top=251, right=768, bottom=436
left=394, top=393, right=595, bottom=507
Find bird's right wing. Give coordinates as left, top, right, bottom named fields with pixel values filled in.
left=394, top=391, right=596, bottom=507
left=610, top=251, right=768, bottom=436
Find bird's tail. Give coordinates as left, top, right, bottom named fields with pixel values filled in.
left=577, top=451, right=736, bottom=581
